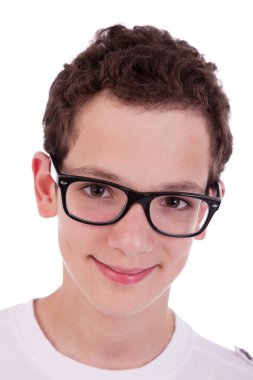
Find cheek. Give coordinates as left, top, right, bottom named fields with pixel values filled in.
left=161, top=237, right=193, bottom=283
left=57, top=208, right=108, bottom=263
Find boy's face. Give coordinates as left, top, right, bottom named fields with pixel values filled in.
left=38, top=94, right=211, bottom=318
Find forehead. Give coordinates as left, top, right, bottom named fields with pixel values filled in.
left=63, top=94, right=211, bottom=191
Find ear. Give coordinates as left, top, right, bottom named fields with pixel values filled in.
left=194, top=205, right=207, bottom=241
left=219, top=180, right=225, bottom=198
left=195, top=180, right=225, bottom=241
left=194, top=230, right=206, bottom=241
left=32, top=151, right=57, bottom=218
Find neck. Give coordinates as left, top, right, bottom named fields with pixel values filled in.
left=34, top=283, right=175, bottom=370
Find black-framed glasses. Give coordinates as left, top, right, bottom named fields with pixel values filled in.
left=50, top=158, right=222, bottom=238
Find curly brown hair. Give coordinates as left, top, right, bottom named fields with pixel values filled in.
left=43, top=24, right=232, bottom=183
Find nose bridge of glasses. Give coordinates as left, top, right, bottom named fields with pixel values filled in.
left=119, top=192, right=153, bottom=230
left=126, top=191, right=154, bottom=215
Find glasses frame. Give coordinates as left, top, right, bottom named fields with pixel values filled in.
left=50, top=158, right=222, bottom=238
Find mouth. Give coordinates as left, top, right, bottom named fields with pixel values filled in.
left=91, top=256, right=157, bottom=285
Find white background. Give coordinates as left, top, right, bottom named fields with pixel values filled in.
left=0, top=1, right=252, bottom=353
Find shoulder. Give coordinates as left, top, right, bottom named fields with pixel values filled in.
left=0, top=301, right=32, bottom=352
left=0, top=303, right=16, bottom=334
left=0, top=303, right=20, bottom=367
left=190, top=326, right=253, bottom=378
left=174, top=314, right=253, bottom=379
left=0, top=301, right=35, bottom=372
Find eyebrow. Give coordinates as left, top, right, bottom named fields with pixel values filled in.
left=65, top=166, right=205, bottom=194
left=159, top=182, right=205, bottom=194
left=65, top=166, right=122, bottom=182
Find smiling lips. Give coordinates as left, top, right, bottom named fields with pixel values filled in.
left=92, top=257, right=157, bottom=285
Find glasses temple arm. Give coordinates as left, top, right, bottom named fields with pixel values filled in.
left=49, top=156, right=59, bottom=183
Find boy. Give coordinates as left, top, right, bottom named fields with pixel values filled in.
left=0, top=24, right=252, bottom=379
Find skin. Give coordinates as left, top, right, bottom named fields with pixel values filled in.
left=32, top=93, right=222, bottom=370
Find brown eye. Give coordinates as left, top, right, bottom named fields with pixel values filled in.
left=90, top=185, right=106, bottom=197
left=80, top=184, right=111, bottom=198
left=165, top=197, right=180, bottom=208
left=163, top=197, right=189, bottom=209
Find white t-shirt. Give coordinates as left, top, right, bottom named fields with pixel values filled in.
left=0, top=301, right=252, bottom=379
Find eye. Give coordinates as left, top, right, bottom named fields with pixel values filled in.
left=162, top=196, right=189, bottom=209
left=82, top=184, right=111, bottom=198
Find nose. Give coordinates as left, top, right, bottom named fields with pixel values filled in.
left=107, top=204, right=154, bottom=257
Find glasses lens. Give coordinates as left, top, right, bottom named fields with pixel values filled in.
left=150, top=195, right=209, bottom=236
left=65, top=181, right=128, bottom=223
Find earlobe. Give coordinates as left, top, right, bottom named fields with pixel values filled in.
left=194, top=230, right=206, bottom=241
left=219, top=180, right=225, bottom=198
left=32, top=152, right=57, bottom=218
